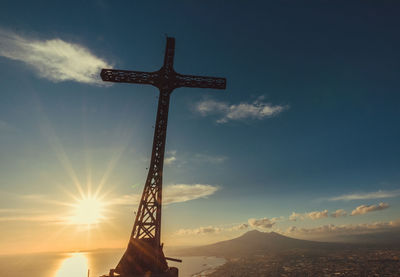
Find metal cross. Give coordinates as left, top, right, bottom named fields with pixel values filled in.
left=100, top=37, right=226, bottom=276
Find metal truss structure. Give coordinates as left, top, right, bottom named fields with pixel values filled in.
left=100, top=37, right=226, bottom=277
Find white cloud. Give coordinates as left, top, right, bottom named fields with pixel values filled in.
left=177, top=226, right=222, bottom=235
left=164, top=184, right=219, bottom=204
left=164, top=156, right=176, bottom=165
left=289, top=210, right=329, bottom=221
left=177, top=222, right=250, bottom=235
left=0, top=29, right=111, bottom=85
left=164, top=150, right=177, bottom=165
left=286, top=219, right=400, bottom=237
left=248, top=217, right=277, bottom=229
left=195, top=97, right=288, bottom=123
left=331, top=209, right=347, bottom=218
left=307, top=210, right=329, bottom=220
left=329, top=189, right=400, bottom=201
left=112, top=184, right=219, bottom=205
left=351, top=202, right=389, bottom=216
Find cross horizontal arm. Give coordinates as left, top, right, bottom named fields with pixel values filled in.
left=175, top=73, right=226, bottom=90
left=101, top=69, right=159, bottom=86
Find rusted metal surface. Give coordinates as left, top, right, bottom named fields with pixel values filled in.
left=100, top=37, right=226, bottom=276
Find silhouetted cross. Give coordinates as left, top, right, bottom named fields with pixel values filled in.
left=100, top=37, right=226, bottom=276
left=101, top=37, right=226, bottom=92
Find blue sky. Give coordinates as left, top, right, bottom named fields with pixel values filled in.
left=1, top=1, right=400, bottom=253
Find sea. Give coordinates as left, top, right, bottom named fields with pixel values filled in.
left=0, top=249, right=225, bottom=277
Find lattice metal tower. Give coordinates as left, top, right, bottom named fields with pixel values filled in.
left=100, top=37, right=226, bottom=277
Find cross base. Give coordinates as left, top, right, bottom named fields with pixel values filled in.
left=100, top=268, right=178, bottom=277
left=103, top=238, right=175, bottom=277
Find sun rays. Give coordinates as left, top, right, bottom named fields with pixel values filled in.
left=2, top=96, right=143, bottom=253
left=32, top=94, right=135, bottom=228
left=68, top=194, right=107, bottom=226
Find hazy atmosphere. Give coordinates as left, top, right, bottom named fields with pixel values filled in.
left=1, top=0, right=400, bottom=261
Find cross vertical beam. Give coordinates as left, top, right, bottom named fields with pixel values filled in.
left=100, top=37, right=226, bottom=277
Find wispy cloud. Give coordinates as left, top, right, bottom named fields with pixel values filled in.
left=286, top=219, right=400, bottom=237
left=177, top=226, right=222, bottom=235
left=331, top=209, right=347, bottom=218
left=112, top=184, right=219, bottom=205
left=164, top=150, right=177, bottom=165
left=163, top=151, right=227, bottom=168
left=248, top=217, right=279, bottom=229
left=164, top=184, right=219, bottom=204
left=0, top=29, right=111, bottom=85
left=195, top=97, right=288, bottom=123
left=177, top=222, right=250, bottom=236
left=289, top=210, right=329, bottom=221
left=329, top=189, right=400, bottom=201
left=351, top=202, right=389, bottom=216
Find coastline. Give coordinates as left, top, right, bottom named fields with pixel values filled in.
left=189, top=256, right=226, bottom=277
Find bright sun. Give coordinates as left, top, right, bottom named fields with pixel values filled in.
left=69, top=196, right=106, bottom=225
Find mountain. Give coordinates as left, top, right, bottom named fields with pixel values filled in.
left=174, top=230, right=347, bottom=257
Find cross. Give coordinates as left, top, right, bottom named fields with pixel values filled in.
left=100, top=37, right=226, bottom=276
left=101, top=38, right=226, bottom=92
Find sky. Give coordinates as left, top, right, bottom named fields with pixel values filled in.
left=1, top=1, right=400, bottom=255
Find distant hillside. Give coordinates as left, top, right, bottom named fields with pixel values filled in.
left=174, top=230, right=348, bottom=258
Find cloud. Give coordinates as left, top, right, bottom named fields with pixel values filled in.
left=230, top=223, right=249, bottom=231
left=289, top=210, right=329, bottom=221
left=329, top=189, right=400, bottom=201
left=112, top=184, right=219, bottom=205
left=331, top=209, right=347, bottom=218
left=248, top=217, right=277, bottom=229
left=286, top=219, right=400, bottom=237
left=164, top=156, right=176, bottom=165
left=177, top=226, right=222, bottom=235
left=307, top=210, right=329, bottom=220
left=177, top=223, right=250, bottom=235
left=0, top=29, right=111, bottom=85
left=163, top=151, right=228, bottom=168
left=289, top=212, right=305, bottom=221
left=164, top=184, right=219, bottom=204
left=164, top=150, right=177, bottom=165
left=351, top=202, right=389, bottom=216
left=195, top=97, right=288, bottom=123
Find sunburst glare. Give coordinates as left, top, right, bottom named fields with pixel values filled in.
left=69, top=196, right=106, bottom=225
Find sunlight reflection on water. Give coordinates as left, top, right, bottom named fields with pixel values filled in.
left=55, top=253, right=88, bottom=277
left=0, top=250, right=224, bottom=277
